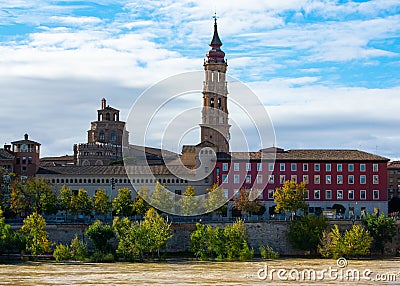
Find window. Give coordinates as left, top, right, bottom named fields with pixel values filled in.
left=268, top=163, right=274, bottom=171
left=28, top=157, right=32, bottom=164
left=245, top=175, right=251, bottom=184
left=360, top=164, right=366, bottom=172
left=373, top=164, right=378, bottom=172
left=222, top=174, right=228, bottom=183
left=16, top=157, right=20, bottom=164
left=348, top=164, right=354, bottom=172
left=205, top=177, right=209, bottom=183
left=222, top=163, right=228, bottom=171
left=348, top=190, right=354, bottom=200
left=373, top=190, right=379, bottom=200
left=326, top=190, right=332, bottom=200
left=204, top=166, right=209, bottom=173
left=234, top=163, right=239, bottom=171
left=360, top=175, right=366, bottom=184
left=22, top=157, right=26, bottom=164
left=257, top=163, right=262, bottom=171
left=305, top=190, right=309, bottom=200
left=110, top=132, right=116, bottom=143
left=291, top=175, right=297, bottom=183
left=280, top=175, right=286, bottom=184
left=326, top=164, right=331, bottom=172
left=326, top=175, right=331, bottom=184
left=233, top=189, right=240, bottom=198
left=360, top=190, right=366, bottom=200
left=337, top=164, right=342, bottom=172
left=257, top=174, right=263, bottom=184
left=337, top=190, right=343, bottom=200
left=268, top=189, right=274, bottom=199
left=314, top=164, right=320, bottom=171
left=314, top=190, right=320, bottom=200
left=280, top=163, right=285, bottom=171
left=303, top=163, right=308, bottom=171
left=348, top=175, right=354, bottom=184
left=337, top=175, right=343, bottom=184
left=291, top=163, right=297, bottom=171
left=99, top=132, right=105, bottom=142
left=303, top=175, right=309, bottom=184
left=223, top=189, right=229, bottom=199
left=246, top=163, right=251, bottom=171
left=268, top=175, right=274, bottom=184
left=234, top=174, right=239, bottom=184
left=314, top=175, right=320, bottom=184
left=373, top=175, right=379, bottom=184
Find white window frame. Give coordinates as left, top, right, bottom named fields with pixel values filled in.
left=326, top=190, right=332, bottom=200
left=337, top=164, right=343, bottom=172
left=268, top=189, right=274, bottom=199
left=280, top=163, right=285, bottom=171
left=373, top=175, right=379, bottom=184
left=360, top=164, right=366, bottom=172
left=303, top=163, right=308, bottom=171
left=348, top=190, right=354, bottom=200
left=303, top=175, right=309, bottom=184
left=234, top=174, right=239, bottom=184
left=268, top=175, right=274, bottom=184
left=337, top=190, right=343, bottom=200
left=234, top=163, right=239, bottom=171
left=256, top=174, right=263, bottom=184
left=360, top=175, right=366, bottom=184
left=314, top=190, right=320, bottom=200
left=326, top=175, right=331, bottom=184
left=268, top=163, right=274, bottom=171
left=373, top=164, right=379, bottom=172
left=291, top=163, right=297, bottom=171
left=257, top=163, right=262, bottom=171
left=337, top=175, right=343, bottom=184
left=373, top=190, right=379, bottom=200
left=222, top=163, right=228, bottom=171
left=314, top=164, right=320, bottom=171
left=360, top=190, right=366, bottom=200
left=348, top=164, right=354, bottom=172
left=246, top=163, right=251, bottom=171
left=280, top=175, right=286, bottom=184
left=326, top=164, right=331, bottom=172
left=222, top=174, right=228, bottom=183
left=348, top=175, right=354, bottom=184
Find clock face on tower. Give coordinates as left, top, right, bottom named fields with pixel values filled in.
left=21, top=144, right=28, bottom=152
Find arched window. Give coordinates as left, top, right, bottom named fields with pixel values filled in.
left=113, top=113, right=118, bottom=121
left=99, top=132, right=105, bottom=142
left=210, top=98, right=214, bottom=108
left=110, top=132, right=116, bottom=143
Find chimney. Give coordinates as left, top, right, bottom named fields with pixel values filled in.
left=4, top=144, right=11, bottom=151
left=101, top=98, right=106, bottom=109
left=24, top=133, right=29, bottom=140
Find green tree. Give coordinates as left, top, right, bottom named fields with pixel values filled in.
left=59, top=185, right=74, bottom=215
left=75, top=189, right=93, bottom=216
left=113, top=217, right=146, bottom=261
left=233, top=188, right=261, bottom=218
left=93, top=189, right=111, bottom=216
left=288, top=215, right=328, bottom=255
left=189, top=223, right=209, bottom=260
left=112, top=188, right=134, bottom=217
left=0, top=208, right=15, bottom=255
left=205, top=184, right=226, bottom=215
left=133, top=186, right=151, bottom=216
left=142, top=208, right=172, bottom=258
left=70, top=233, right=88, bottom=261
left=224, top=219, right=251, bottom=260
left=0, top=168, right=14, bottom=216
left=151, top=182, right=174, bottom=213
left=179, top=186, right=202, bottom=216
left=11, top=178, right=58, bottom=216
left=362, top=213, right=396, bottom=255
left=85, top=220, right=115, bottom=253
left=53, top=244, right=71, bottom=262
left=318, top=224, right=373, bottom=259
left=20, top=212, right=53, bottom=257
left=273, top=180, right=308, bottom=219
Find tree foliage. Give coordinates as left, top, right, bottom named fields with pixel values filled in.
left=361, top=213, right=396, bottom=255
left=190, top=219, right=253, bottom=261
left=179, top=186, right=202, bottom=216
left=318, top=224, right=373, bottom=259
left=70, top=233, right=88, bottom=261
left=0, top=208, right=15, bottom=254
left=288, top=215, right=328, bottom=254
left=273, top=180, right=308, bottom=218
left=112, top=208, right=172, bottom=261
left=20, top=212, right=53, bottom=257
left=53, top=243, right=71, bottom=262
left=11, top=179, right=58, bottom=216
left=205, top=184, right=226, bottom=214
left=85, top=220, right=115, bottom=252
left=151, top=182, right=174, bottom=213
left=112, top=188, right=134, bottom=217
left=75, top=189, right=93, bottom=216
left=233, top=188, right=261, bottom=216
left=93, top=189, right=111, bottom=215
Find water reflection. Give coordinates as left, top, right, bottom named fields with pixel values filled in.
left=0, top=259, right=399, bottom=285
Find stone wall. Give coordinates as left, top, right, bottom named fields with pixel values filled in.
left=12, top=220, right=400, bottom=256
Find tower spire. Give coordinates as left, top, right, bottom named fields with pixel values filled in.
left=206, top=16, right=225, bottom=63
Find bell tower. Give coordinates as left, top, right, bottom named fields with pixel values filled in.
left=200, top=17, right=230, bottom=153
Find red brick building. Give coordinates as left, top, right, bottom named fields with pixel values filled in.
left=214, top=147, right=389, bottom=217
left=11, top=134, right=41, bottom=178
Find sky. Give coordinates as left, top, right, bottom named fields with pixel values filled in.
left=0, top=0, right=399, bottom=160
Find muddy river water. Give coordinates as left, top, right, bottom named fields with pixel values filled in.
left=0, top=258, right=399, bottom=285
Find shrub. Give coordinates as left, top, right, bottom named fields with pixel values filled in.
left=91, top=251, right=115, bottom=263
left=259, top=244, right=279, bottom=260
left=53, top=244, right=71, bottom=262
left=70, top=234, right=88, bottom=261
